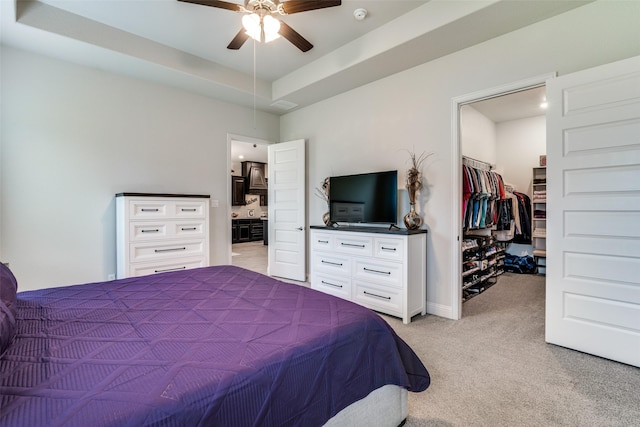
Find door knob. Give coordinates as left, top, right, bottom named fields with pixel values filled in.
left=297, top=227, right=305, bottom=231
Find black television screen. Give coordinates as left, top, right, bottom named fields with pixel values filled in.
left=329, top=170, right=398, bottom=224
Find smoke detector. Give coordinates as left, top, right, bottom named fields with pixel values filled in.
left=353, top=8, right=367, bottom=20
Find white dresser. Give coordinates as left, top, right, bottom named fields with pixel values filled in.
left=116, top=193, right=210, bottom=278
left=310, top=227, right=427, bottom=324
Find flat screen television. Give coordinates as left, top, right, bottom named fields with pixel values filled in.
left=329, top=170, right=398, bottom=225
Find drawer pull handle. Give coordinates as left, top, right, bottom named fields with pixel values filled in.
left=364, top=291, right=391, bottom=300
left=321, top=280, right=343, bottom=289
left=341, top=243, right=365, bottom=248
left=318, top=240, right=329, bottom=244
left=381, top=247, right=396, bottom=252
left=363, top=267, right=391, bottom=275
left=181, top=227, right=197, bottom=231
left=141, top=229, right=160, bottom=233
left=141, top=208, right=159, bottom=212
left=154, top=247, right=186, bottom=253
left=155, top=266, right=187, bottom=273
left=181, top=208, right=197, bottom=212
left=321, top=260, right=343, bottom=267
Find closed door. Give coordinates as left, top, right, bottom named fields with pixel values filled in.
left=268, top=139, right=306, bottom=281
left=545, top=55, right=640, bottom=367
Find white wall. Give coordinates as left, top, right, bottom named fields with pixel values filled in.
left=460, top=105, right=497, bottom=166
left=496, top=115, right=546, bottom=195
left=0, top=46, right=279, bottom=291
left=496, top=115, right=546, bottom=257
left=280, top=1, right=640, bottom=318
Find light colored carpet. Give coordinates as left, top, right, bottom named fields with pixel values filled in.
left=382, top=273, right=640, bottom=427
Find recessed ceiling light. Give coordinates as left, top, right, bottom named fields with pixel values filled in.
left=239, top=155, right=244, bottom=159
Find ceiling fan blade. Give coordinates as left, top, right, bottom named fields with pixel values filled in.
left=278, top=21, right=313, bottom=52
left=177, top=0, right=243, bottom=12
left=280, top=0, right=341, bottom=14
left=227, top=28, right=250, bottom=50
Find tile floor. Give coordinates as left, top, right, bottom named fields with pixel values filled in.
left=231, top=241, right=268, bottom=275
left=231, top=241, right=309, bottom=287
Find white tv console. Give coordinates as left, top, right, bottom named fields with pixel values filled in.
left=310, top=226, right=427, bottom=324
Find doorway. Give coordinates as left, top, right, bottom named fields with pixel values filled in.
left=228, top=134, right=271, bottom=274
left=451, top=74, right=554, bottom=320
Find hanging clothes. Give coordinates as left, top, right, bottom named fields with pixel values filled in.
left=512, top=191, right=532, bottom=244
left=462, top=164, right=509, bottom=232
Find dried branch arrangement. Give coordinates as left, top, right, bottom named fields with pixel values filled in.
left=406, top=151, right=433, bottom=204
left=315, top=177, right=330, bottom=206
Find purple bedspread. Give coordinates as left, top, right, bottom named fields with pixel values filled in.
left=0, top=266, right=430, bottom=426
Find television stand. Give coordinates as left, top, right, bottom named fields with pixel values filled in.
left=309, top=226, right=427, bottom=324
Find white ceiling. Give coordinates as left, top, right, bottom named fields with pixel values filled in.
left=231, top=140, right=269, bottom=164
left=470, top=85, right=547, bottom=123
left=1, top=0, right=591, bottom=115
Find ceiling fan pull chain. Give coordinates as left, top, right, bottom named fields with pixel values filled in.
left=253, top=37, right=257, bottom=129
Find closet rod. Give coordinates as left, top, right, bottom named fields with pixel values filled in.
left=462, top=156, right=493, bottom=171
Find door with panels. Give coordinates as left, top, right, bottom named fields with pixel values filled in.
left=545, top=55, right=640, bottom=367
left=268, top=140, right=306, bottom=281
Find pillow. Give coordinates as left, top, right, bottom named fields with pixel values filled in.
left=0, top=263, right=18, bottom=356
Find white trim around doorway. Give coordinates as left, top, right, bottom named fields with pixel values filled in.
left=449, top=73, right=556, bottom=320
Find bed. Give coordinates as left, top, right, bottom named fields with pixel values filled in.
left=0, top=264, right=430, bottom=426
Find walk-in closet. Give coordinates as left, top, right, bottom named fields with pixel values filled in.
left=460, top=86, right=547, bottom=308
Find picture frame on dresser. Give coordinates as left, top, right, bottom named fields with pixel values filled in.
left=115, top=193, right=210, bottom=279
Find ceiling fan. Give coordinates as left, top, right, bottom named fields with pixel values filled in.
left=178, top=0, right=342, bottom=52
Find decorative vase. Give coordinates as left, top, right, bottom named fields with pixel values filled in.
left=322, top=211, right=333, bottom=227
left=404, top=203, right=423, bottom=230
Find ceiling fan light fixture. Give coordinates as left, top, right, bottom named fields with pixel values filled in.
left=242, top=13, right=261, bottom=41
left=192, top=0, right=342, bottom=51
left=263, top=15, right=281, bottom=43
left=242, top=13, right=280, bottom=43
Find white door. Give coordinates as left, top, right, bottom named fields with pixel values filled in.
left=268, top=139, right=306, bottom=281
left=546, top=55, right=640, bottom=367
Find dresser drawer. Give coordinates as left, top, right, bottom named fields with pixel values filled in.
left=129, top=199, right=207, bottom=219
left=334, top=235, right=373, bottom=256
left=130, top=200, right=169, bottom=219
left=130, top=222, right=169, bottom=241
left=374, top=237, right=405, bottom=261
left=130, top=221, right=207, bottom=241
left=130, top=240, right=206, bottom=263
left=353, top=258, right=403, bottom=288
left=129, top=257, right=207, bottom=277
left=311, top=232, right=334, bottom=251
left=353, top=281, right=402, bottom=315
left=313, top=252, right=351, bottom=275
left=174, top=221, right=207, bottom=238
left=174, top=201, right=207, bottom=218
left=311, top=272, right=351, bottom=299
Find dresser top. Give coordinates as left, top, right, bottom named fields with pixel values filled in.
left=116, top=193, right=210, bottom=199
left=310, top=225, right=428, bottom=235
